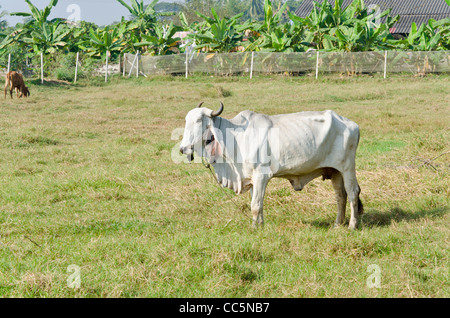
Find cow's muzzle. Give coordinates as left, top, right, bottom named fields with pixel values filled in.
left=180, top=146, right=194, bottom=162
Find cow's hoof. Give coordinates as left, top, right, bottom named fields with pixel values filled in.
left=252, top=222, right=264, bottom=229
left=348, top=224, right=358, bottom=230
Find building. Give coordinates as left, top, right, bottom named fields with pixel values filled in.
left=294, top=0, right=450, bottom=35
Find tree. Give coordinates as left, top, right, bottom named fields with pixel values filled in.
left=393, top=18, right=450, bottom=51
left=80, top=25, right=126, bottom=58
left=153, top=1, right=184, bottom=24
left=244, top=0, right=295, bottom=52
left=64, top=21, right=97, bottom=53
left=0, top=5, right=8, bottom=30
left=78, top=24, right=127, bottom=82
left=289, top=0, right=399, bottom=51
left=7, top=0, right=70, bottom=55
left=21, top=21, right=71, bottom=54
left=134, top=22, right=182, bottom=55
left=188, top=7, right=245, bottom=53
left=181, top=0, right=227, bottom=23
left=10, top=0, right=59, bottom=26
left=248, top=0, right=264, bottom=20
left=116, top=0, right=175, bottom=38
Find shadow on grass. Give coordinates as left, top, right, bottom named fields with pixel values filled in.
left=311, top=206, right=449, bottom=229
left=28, top=78, right=112, bottom=90
left=362, top=206, right=448, bottom=227
left=29, top=79, right=72, bottom=86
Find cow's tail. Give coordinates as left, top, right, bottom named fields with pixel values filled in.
left=358, top=197, right=364, bottom=215
left=356, top=128, right=363, bottom=216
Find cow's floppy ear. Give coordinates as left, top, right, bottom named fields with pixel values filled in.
left=204, top=126, right=223, bottom=162
left=209, top=137, right=222, bottom=163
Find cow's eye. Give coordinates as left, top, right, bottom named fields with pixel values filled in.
left=205, top=135, right=214, bottom=145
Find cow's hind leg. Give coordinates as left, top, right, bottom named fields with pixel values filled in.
left=250, top=174, right=269, bottom=228
left=342, top=170, right=363, bottom=230
left=331, top=170, right=347, bottom=227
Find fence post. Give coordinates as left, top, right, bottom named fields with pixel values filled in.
left=40, top=52, right=44, bottom=84
left=105, top=50, right=109, bottom=83
left=128, top=52, right=138, bottom=78
left=74, top=52, right=79, bottom=83
left=7, top=53, right=11, bottom=73
left=384, top=50, right=388, bottom=79
left=136, top=50, right=139, bottom=78
left=250, top=51, right=254, bottom=79
left=185, top=51, right=189, bottom=79
left=123, top=54, right=126, bottom=77
left=315, top=51, right=319, bottom=79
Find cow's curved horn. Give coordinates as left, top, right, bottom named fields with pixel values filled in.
left=211, top=102, right=224, bottom=117
left=197, top=102, right=204, bottom=108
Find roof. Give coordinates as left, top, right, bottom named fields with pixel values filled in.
left=294, top=0, right=450, bottom=34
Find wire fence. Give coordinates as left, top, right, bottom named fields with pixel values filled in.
left=2, top=50, right=449, bottom=83
left=0, top=51, right=121, bottom=83
left=124, top=50, right=450, bottom=78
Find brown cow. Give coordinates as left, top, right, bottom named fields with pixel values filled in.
left=4, top=71, right=30, bottom=99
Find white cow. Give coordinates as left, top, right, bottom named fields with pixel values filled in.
left=179, top=102, right=364, bottom=229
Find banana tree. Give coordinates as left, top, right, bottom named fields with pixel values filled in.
left=390, top=18, right=450, bottom=75
left=80, top=25, right=126, bottom=81
left=324, top=17, right=395, bottom=52
left=295, top=0, right=337, bottom=50
left=116, top=0, right=174, bottom=40
left=111, top=18, right=140, bottom=54
left=8, top=21, right=71, bottom=83
left=0, top=5, right=7, bottom=30
left=253, top=21, right=306, bottom=52
left=8, top=0, right=63, bottom=49
left=438, top=18, right=450, bottom=50
left=64, top=21, right=93, bottom=53
left=393, top=19, right=450, bottom=51
left=0, top=34, right=10, bottom=68
left=21, top=21, right=71, bottom=54
left=261, top=0, right=288, bottom=34
left=248, top=0, right=265, bottom=20
left=80, top=25, right=126, bottom=57
left=189, top=8, right=244, bottom=53
left=10, top=0, right=59, bottom=26
left=244, top=0, right=292, bottom=52
left=8, top=0, right=62, bottom=47
left=291, top=0, right=399, bottom=51
left=134, top=22, right=182, bottom=55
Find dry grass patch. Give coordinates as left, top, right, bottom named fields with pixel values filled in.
left=0, top=75, right=448, bottom=297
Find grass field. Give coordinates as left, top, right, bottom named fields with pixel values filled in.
left=0, top=74, right=448, bottom=297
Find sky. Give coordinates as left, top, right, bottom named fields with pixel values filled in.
left=0, top=0, right=183, bottom=26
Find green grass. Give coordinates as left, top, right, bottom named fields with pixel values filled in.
left=0, top=74, right=448, bottom=297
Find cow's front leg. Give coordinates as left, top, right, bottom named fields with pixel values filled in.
left=250, top=174, right=269, bottom=228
